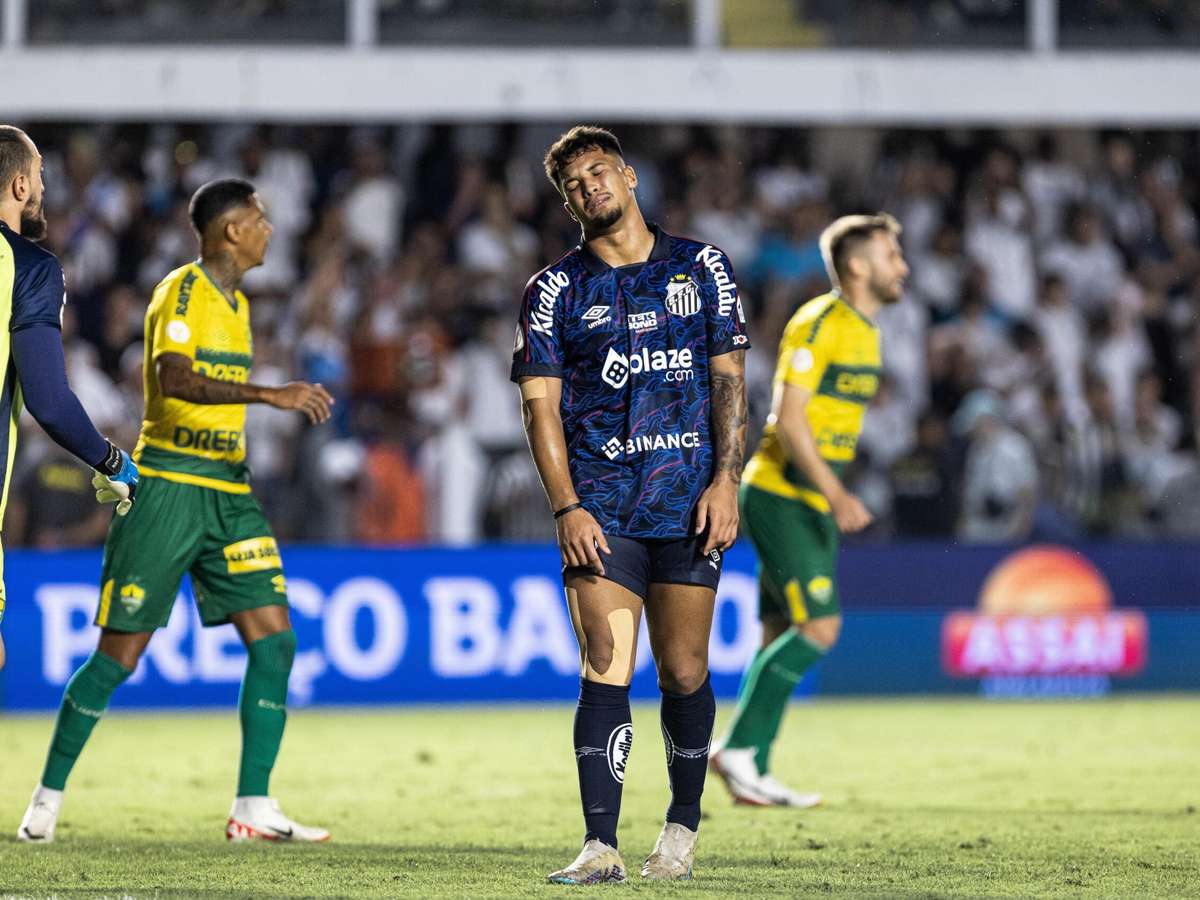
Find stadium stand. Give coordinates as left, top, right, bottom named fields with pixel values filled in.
left=6, top=121, right=1198, bottom=546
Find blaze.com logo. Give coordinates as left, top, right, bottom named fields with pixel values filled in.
left=941, top=545, right=1147, bottom=697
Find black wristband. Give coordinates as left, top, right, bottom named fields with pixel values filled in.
left=95, top=440, right=123, bottom=477
left=553, top=502, right=583, bottom=519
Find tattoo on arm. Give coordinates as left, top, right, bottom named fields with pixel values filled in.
left=157, top=353, right=265, bottom=405
left=710, top=351, right=747, bottom=481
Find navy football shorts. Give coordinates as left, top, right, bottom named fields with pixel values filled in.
left=562, top=533, right=723, bottom=599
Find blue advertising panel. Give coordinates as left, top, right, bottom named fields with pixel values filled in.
left=0, top=543, right=1196, bottom=710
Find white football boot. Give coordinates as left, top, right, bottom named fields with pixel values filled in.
left=709, top=747, right=773, bottom=806
left=225, top=797, right=330, bottom=843
left=640, top=822, right=698, bottom=880
left=547, top=838, right=627, bottom=884
left=17, top=785, right=63, bottom=843
left=757, top=774, right=823, bottom=809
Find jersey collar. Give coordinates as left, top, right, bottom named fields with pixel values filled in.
left=195, top=260, right=240, bottom=313
left=578, top=223, right=671, bottom=275
left=831, top=290, right=879, bottom=329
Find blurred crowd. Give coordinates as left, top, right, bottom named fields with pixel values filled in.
left=28, top=0, right=689, bottom=46
left=799, top=0, right=1200, bottom=48
left=8, top=121, right=1200, bottom=548
left=27, top=1, right=1200, bottom=49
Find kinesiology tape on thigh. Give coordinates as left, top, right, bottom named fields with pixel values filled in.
left=566, top=588, right=636, bottom=685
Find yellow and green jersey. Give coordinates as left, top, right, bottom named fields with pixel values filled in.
left=134, top=262, right=253, bottom=494
left=743, top=291, right=881, bottom=513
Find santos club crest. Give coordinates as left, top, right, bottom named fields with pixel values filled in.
left=664, top=273, right=701, bottom=318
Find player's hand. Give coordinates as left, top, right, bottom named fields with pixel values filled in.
left=268, top=382, right=335, bottom=424
left=830, top=491, right=872, bottom=534
left=557, top=507, right=611, bottom=576
left=92, top=442, right=139, bottom=516
left=695, top=478, right=739, bottom=555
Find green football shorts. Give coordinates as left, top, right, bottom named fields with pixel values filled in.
left=96, top=475, right=287, bottom=632
left=739, top=482, right=840, bottom=624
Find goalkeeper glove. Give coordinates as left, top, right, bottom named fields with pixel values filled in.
left=93, top=440, right=139, bottom=516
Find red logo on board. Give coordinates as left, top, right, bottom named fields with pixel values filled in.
left=942, top=546, right=1147, bottom=678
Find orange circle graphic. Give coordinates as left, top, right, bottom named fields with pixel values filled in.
left=978, top=545, right=1112, bottom=616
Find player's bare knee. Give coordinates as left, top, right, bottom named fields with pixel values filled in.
left=98, top=630, right=150, bottom=670
left=101, top=644, right=144, bottom=670
left=659, top=657, right=708, bottom=695
left=798, top=615, right=841, bottom=650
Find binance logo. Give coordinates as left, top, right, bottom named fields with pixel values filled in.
left=120, top=582, right=146, bottom=614
left=808, top=576, right=833, bottom=604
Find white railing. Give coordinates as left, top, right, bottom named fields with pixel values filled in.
left=3, top=0, right=1195, bottom=125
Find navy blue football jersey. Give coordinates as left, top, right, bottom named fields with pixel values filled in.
left=0, top=221, right=69, bottom=524
left=511, top=224, right=749, bottom=538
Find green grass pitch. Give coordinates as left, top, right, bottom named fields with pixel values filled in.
left=1, top=697, right=1197, bottom=898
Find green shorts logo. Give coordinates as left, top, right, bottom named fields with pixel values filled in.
left=120, top=582, right=146, bottom=614
left=808, top=576, right=833, bottom=604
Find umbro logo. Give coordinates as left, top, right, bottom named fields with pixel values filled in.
left=582, top=305, right=612, bottom=330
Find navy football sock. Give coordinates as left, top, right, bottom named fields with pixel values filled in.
left=574, top=679, right=632, bottom=849
left=660, top=673, right=715, bottom=831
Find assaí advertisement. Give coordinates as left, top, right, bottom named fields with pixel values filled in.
left=942, top=545, right=1148, bottom=697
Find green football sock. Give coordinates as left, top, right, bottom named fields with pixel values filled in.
left=721, top=629, right=827, bottom=774
left=42, top=651, right=133, bottom=790
left=237, top=629, right=296, bottom=797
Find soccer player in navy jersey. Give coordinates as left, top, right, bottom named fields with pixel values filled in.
left=0, top=126, right=138, bottom=672
left=512, top=126, right=749, bottom=883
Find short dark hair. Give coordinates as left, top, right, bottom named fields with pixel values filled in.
left=543, top=125, right=623, bottom=192
left=189, top=178, right=256, bottom=236
left=819, top=212, right=902, bottom=288
left=0, top=126, right=35, bottom=190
